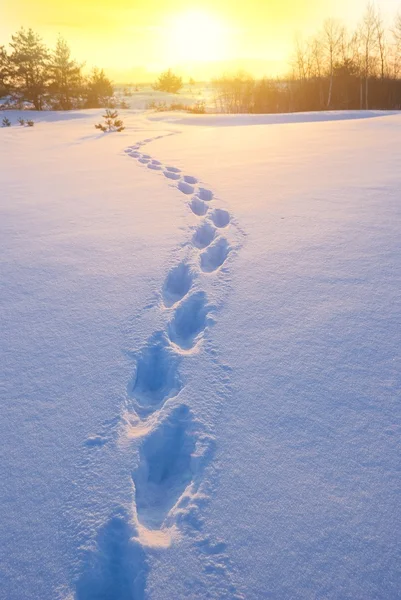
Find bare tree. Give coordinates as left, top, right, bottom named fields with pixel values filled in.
left=391, top=12, right=401, bottom=77
left=323, top=19, right=343, bottom=108
left=374, top=10, right=387, bottom=79
left=359, top=3, right=378, bottom=109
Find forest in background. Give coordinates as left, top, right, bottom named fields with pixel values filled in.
left=0, top=29, right=114, bottom=110
left=1, top=4, right=401, bottom=113
left=213, top=4, right=401, bottom=113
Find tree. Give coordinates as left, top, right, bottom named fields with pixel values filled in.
left=374, top=10, right=387, bottom=79
left=9, top=28, right=49, bottom=110
left=48, top=36, right=83, bottom=110
left=153, top=69, right=183, bottom=93
left=85, top=68, right=114, bottom=108
left=391, top=12, right=401, bottom=77
left=359, top=3, right=378, bottom=109
left=323, top=19, right=343, bottom=108
left=0, top=46, right=10, bottom=97
left=95, top=109, right=124, bottom=132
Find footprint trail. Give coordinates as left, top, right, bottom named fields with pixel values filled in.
left=80, top=130, right=244, bottom=599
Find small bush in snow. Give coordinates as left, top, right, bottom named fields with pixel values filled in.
left=146, top=100, right=206, bottom=114
left=2, top=117, right=11, bottom=127
left=95, top=109, right=125, bottom=132
left=17, top=117, right=34, bottom=127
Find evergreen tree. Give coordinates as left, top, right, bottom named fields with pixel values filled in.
left=9, top=28, right=49, bottom=110
left=0, top=46, right=10, bottom=98
left=153, top=69, right=183, bottom=94
left=48, top=36, right=82, bottom=110
left=85, top=68, right=114, bottom=108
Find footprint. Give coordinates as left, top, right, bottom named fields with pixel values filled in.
left=148, top=163, right=162, bottom=170
left=192, top=222, right=216, bottom=249
left=151, top=160, right=162, bottom=165
left=142, top=154, right=151, bottom=159
left=133, top=405, right=195, bottom=529
left=166, top=166, right=181, bottom=173
left=163, top=263, right=194, bottom=307
left=138, top=158, right=150, bottom=164
left=164, top=171, right=181, bottom=181
left=198, top=188, right=213, bottom=202
left=129, top=151, right=141, bottom=158
left=168, top=291, right=209, bottom=350
left=183, top=175, right=198, bottom=185
left=211, top=208, right=230, bottom=228
left=190, top=197, right=208, bottom=216
left=128, top=332, right=182, bottom=418
left=178, top=181, right=194, bottom=195
left=75, top=509, right=148, bottom=600
left=200, top=238, right=230, bottom=273
left=84, top=435, right=107, bottom=448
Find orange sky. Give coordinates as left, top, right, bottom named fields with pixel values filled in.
left=1, top=1, right=400, bottom=80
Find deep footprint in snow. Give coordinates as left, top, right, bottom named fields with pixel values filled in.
left=148, top=163, right=162, bottom=171
left=168, top=291, right=209, bottom=350
left=211, top=208, right=230, bottom=228
left=163, top=263, right=194, bottom=307
left=133, top=405, right=196, bottom=530
left=198, top=188, right=213, bottom=202
left=190, top=197, right=208, bottom=217
left=138, top=157, right=150, bottom=164
left=128, top=332, right=182, bottom=418
left=178, top=181, right=195, bottom=195
left=183, top=175, right=198, bottom=185
left=75, top=509, right=148, bottom=600
left=164, top=171, right=181, bottom=181
left=142, top=154, right=151, bottom=159
left=200, top=238, right=230, bottom=273
left=166, top=166, right=181, bottom=173
left=192, top=222, right=216, bottom=249
left=151, top=160, right=162, bottom=165
left=129, top=151, right=141, bottom=158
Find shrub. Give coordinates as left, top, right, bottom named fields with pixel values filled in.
left=2, top=116, right=11, bottom=126
left=146, top=100, right=206, bottom=114
left=188, top=100, right=206, bottom=114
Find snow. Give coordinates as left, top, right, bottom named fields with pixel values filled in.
left=1, top=107, right=400, bottom=600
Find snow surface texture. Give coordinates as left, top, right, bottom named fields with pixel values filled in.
left=1, top=109, right=401, bottom=600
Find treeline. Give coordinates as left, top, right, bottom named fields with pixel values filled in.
left=0, top=28, right=114, bottom=110
left=213, top=4, right=401, bottom=113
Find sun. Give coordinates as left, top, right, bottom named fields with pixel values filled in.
left=163, top=9, right=232, bottom=65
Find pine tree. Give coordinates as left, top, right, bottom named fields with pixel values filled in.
left=152, top=69, right=183, bottom=94
left=48, top=36, right=82, bottom=110
left=9, top=28, right=49, bottom=110
left=95, top=109, right=124, bottom=132
left=0, top=46, right=10, bottom=98
left=86, top=68, right=114, bottom=108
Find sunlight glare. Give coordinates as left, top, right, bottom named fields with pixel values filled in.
left=164, top=9, right=232, bottom=65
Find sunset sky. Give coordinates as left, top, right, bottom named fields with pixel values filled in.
left=1, top=0, right=400, bottom=80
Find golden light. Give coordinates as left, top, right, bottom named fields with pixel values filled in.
left=163, top=9, right=233, bottom=65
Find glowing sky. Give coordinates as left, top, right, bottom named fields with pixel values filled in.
left=1, top=1, right=400, bottom=79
